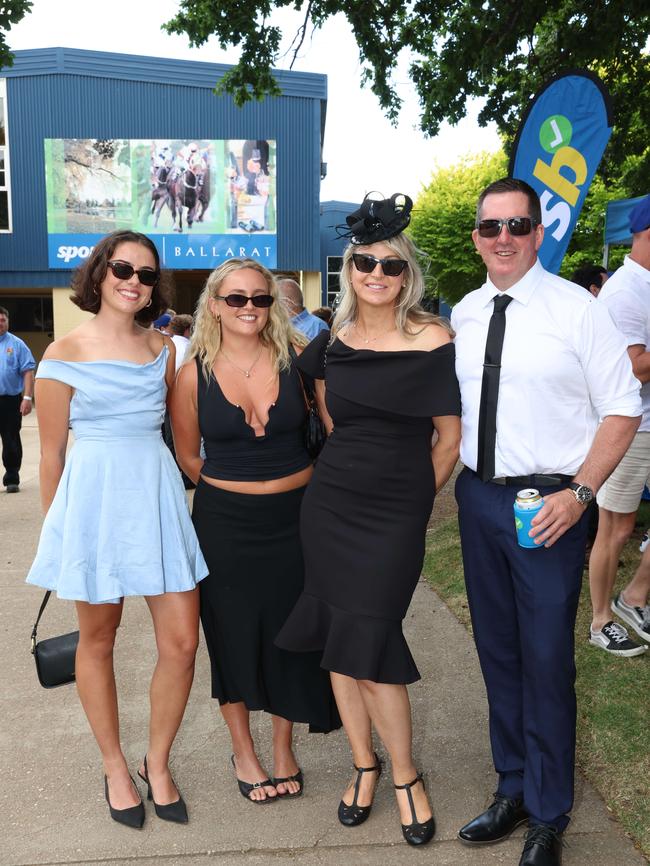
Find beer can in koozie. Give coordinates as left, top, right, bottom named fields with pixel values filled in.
left=513, top=488, right=544, bottom=549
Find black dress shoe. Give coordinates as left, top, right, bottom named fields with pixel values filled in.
left=338, top=752, right=382, bottom=826
left=104, top=775, right=145, bottom=829
left=519, top=824, right=563, bottom=865
left=394, top=772, right=435, bottom=846
left=458, top=792, right=528, bottom=844
left=137, top=755, right=188, bottom=823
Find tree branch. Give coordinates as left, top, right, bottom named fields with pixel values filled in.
left=284, top=0, right=314, bottom=69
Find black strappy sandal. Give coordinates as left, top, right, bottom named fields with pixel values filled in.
left=337, top=752, right=383, bottom=826
left=273, top=768, right=304, bottom=798
left=230, top=755, right=277, bottom=805
left=394, top=772, right=435, bottom=846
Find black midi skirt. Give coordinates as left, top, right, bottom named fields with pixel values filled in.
left=192, top=479, right=340, bottom=732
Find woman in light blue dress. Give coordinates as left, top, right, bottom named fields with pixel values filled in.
left=26, top=230, right=208, bottom=829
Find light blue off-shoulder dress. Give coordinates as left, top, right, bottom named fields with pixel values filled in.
left=26, top=347, right=208, bottom=604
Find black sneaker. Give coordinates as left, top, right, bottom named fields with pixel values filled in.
left=5, top=484, right=19, bottom=493
left=611, top=593, right=650, bottom=643
left=589, top=620, right=647, bottom=657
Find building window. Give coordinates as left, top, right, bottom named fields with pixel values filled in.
left=327, top=255, right=343, bottom=308
left=0, top=297, right=54, bottom=333
left=0, top=79, right=11, bottom=232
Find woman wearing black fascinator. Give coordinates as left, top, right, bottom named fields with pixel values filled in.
left=276, top=192, right=461, bottom=845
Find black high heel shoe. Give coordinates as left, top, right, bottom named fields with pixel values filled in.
left=394, top=773, right=435, bottom=846
left=338, top=752, right=383, bottom=827
left=137, top=755, right=188, bottom=824
left=104, top=775, right=145, bottom=829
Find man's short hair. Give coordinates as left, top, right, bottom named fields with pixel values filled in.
left=0, top=306, right=8, bottom=318
left=278, top=278, right=304, bottom=308
left=570, top=264, right=608, bottom=292
left=476, top=177, right=542, bottom=226
left=170, top=314, right=193, bottom=336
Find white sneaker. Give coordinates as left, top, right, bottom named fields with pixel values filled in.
left=612, top=593, right=650, bottom=643
left=589, top=621, right=647, bottom=657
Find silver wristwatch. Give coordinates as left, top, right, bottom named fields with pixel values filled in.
left=568, top=482, right=594, bottom=505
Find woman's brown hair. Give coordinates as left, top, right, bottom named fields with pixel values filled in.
left=70, top=230, right=172, bottom=325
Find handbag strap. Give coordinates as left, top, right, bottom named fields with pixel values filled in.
left=31, top=590, right=52, bottom=653
left=288, top=344, right=316, bottom=410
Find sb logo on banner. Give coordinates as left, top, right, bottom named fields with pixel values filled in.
left=509, top=71, right=613, bottom=274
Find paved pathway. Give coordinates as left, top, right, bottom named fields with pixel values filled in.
left=2, top=418, right=646, bottom=864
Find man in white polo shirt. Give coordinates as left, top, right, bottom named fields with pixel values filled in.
left=589, top=194, right=650, bottom=656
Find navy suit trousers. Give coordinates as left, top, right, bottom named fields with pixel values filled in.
left=455, top=467, right=588, bottom=831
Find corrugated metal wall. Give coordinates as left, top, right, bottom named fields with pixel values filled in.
left=0, top=49, right=326, bottom=285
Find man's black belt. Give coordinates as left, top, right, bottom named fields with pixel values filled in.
left=491, top=473, right=572, bottom=487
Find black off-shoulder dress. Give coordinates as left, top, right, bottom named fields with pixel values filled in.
left=275, top=330, right=461, bottom=684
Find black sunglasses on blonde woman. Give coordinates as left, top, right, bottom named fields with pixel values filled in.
left=106, top=260, right=159, bottom=286
left=215, top=294, right=275, bottom=308
left=352, top=253, right=408, bottom=277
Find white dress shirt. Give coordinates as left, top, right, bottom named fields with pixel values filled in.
left=171, top=334, right=190, bottom=373
left=451, top=259, right=642, bottom=477
left=598, top=255, right=650, bottom=431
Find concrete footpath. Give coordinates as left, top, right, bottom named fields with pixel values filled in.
left=2, top=418, right=646, bottom=865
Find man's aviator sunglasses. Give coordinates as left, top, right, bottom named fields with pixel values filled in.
left=352, top=253, right=408, bottom=277
left=107, top=260, right=159, bottom=287
left=216, top=294, right=275, bottom=308
left=475, top=217, right=539, bottom=238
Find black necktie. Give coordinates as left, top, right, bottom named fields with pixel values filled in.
left=477, top=294, right=513, bottom=482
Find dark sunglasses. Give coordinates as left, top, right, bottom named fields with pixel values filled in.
left=476, top=217, right=539, bottom=238
left=352, top=253, right=408, bottom=277
left=216, top=293, right=275, bottom=308
left=107, top=260, right=159, bottom=287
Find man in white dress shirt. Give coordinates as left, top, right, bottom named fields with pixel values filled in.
left=169, top=314, right=193, bottom=373
left=588, top=195, right=650, bottom=656
left=451, top=178, right=641, bottom=866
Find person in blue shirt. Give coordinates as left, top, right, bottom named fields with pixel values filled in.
left=0, top=306, right=36, bottom=493
left=278, top=279, right=329, bottom=341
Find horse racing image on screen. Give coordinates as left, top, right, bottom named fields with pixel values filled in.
left=44, top=138, right=278, bottom=269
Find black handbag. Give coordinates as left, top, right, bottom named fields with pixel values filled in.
left=289, top=345, right=327, bottom=459
left=31, top=591, right=79, bottom=689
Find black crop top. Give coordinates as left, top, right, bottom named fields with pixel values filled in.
left=197, top=358, right=312, bottom=481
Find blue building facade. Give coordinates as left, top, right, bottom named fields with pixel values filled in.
left=0, top=48, right=327, bottom=354
left=319, top=200, right=355, bottom=307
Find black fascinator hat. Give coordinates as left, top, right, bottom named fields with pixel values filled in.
left=337, top=192, right=413, bottom=245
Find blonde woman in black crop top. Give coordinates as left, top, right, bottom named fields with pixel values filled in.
left=171, top=259, right=339, bottom=805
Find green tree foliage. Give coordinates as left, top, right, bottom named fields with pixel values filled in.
left=410, top=151, right=507, bottom=305
left=164, top=1, right=650, bottom=189
left=0, top=1, right=32, bottom=69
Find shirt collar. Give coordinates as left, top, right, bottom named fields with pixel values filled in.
left=478, top=258, right=545, bottom=308
left=623, top=254, right=650, bottom=285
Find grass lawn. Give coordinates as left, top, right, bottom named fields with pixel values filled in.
left=422, top=507, right=650, bottom=858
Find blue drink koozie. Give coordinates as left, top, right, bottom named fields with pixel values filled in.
left=513, top=488, right=544, bottom=549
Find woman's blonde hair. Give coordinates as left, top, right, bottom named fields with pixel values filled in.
left=332, top=233, right=452, bottom=338
left=186, top=258, right=307, bottom=381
